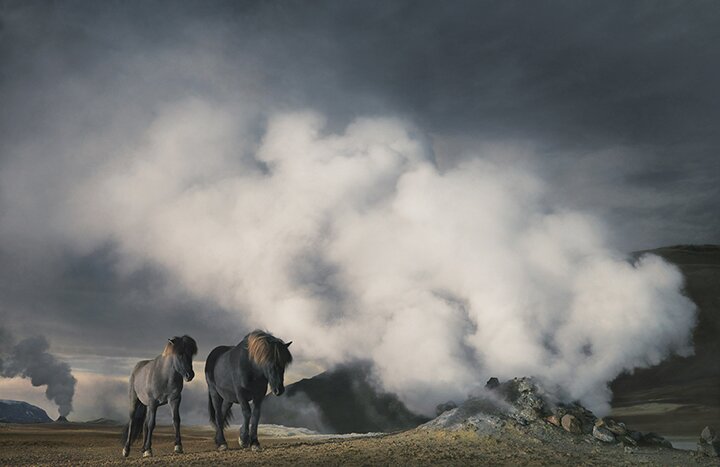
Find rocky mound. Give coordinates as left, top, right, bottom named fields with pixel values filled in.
left=0, top=400, right=52, bottom=424
left=419, top=377, right=704, bottom=456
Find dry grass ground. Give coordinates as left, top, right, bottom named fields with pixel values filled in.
left=1, top=422, right=717, bottom=466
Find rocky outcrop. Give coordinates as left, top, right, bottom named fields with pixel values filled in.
left=420, top=376, right=675, bottom=453
left=262, top=362, right=429, bottom=433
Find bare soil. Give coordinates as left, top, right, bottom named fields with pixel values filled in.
left=1, top=422, right=717, bottom=466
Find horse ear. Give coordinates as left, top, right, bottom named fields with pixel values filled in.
left=285, top=341, right=292, bottom=348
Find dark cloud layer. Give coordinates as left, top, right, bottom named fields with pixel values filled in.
left=0, top=245, right=241, bottom=357
left=0, top=0, right=717, bottom=378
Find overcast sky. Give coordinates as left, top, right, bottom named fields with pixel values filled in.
left=0, top=1, right=717, bottom=421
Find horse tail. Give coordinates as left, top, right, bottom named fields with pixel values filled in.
left=208, top=392, right=216, bottom=428
left=205, top=346, right=235, bottom=428
left=121, top=402, right=146, bottom=445
left=223, top=403, right=234, bottom=428
left=120, top=371, right=147, bottom=446
left=207, top=390, right=234, bottom=429
left=206, top=346, right=223, bottom=427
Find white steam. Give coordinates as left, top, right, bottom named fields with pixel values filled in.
left=23, top=101, right=698, bottom=415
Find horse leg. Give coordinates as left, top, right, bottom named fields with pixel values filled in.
left=249, top=397, right=263, bottom=451
left=210, top=391, right=229, bottom=449
left=142, top=402, right=158, bottom=457
left=122, top=395, right=141, bottom=457
left=170, top=396, right=183, bottom=454
left=239, top=399, right=251, bottom=448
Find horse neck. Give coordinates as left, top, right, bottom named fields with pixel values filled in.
left=157, top=353, right=178, bottom=377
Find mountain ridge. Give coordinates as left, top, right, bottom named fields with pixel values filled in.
left=0, top=400, right=52, bottom=424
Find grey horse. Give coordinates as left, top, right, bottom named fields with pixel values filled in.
left=121, top=335, right=197, bottom=458
left=205, top=330, right=292, bottom=451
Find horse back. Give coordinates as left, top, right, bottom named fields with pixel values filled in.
left=129, top=359, right=151, bottom=383
left=204, top=345, right=233, bottom=384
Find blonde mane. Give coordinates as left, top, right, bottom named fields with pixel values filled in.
left=162, top=341, right=176, bottom=357
left=247, top=330, right=292, bottom=367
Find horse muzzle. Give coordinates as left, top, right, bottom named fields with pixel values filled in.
left=184, top=371, right=195, bottom=382
left=273, top=387, right=285, bottom=396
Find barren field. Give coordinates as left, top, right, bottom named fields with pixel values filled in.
left=1, top=422, right=717, bottom=466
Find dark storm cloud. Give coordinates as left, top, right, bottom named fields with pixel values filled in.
left=1, top=0, right=717, bottom=239
left=0, top=245, right=242, bottom=357
left=3, top=1, right=718, bottom=143
left=0, top=0, right=717, bottom=371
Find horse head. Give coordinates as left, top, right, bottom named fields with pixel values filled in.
left=247, top=331, right=293, bottom=396
left=266, top=341, right=292, bottom=396
left=165, top=335, right=198, bottom=382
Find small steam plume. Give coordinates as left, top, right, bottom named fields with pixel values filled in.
left=0, top=327, right=77, bottom=418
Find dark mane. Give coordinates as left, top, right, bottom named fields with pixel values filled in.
left=163, top=335, right=198, bottom=358
left=246, top=330, right=292, bottom=368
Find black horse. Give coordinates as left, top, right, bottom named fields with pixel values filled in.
left=205, top=330, right=292, bottom=451
left=121, top=335, right=197, bottom=458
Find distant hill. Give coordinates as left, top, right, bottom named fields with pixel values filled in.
left=0, top=400, right=52, bottom=424
left=262, top=362, right=429, bottom=433
left=611, top=244, right=720, bottom=435
left=84, top=418, right=122, bottom=426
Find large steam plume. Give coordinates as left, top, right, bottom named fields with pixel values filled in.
left=0, top=103, right=698, bottom=417
left=16, top=105, right=690, bottom=416
left=0, top=327, right=77, bottom=417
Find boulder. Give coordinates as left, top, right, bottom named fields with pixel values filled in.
left=561, top=414, right=582, bottom=434
left=701, top=426, right=717, bottom=443
left=545, top=414, right=561, bottom=427
left=697, top=426, right=720, bottom=457
left=609, top=421, right=627, bottom=436
left=485, top=377, right=500, bottom=390
left=556, top=403, right=595, bottom=434
left=592, top=425, right=616, bottom=443
left=595, top=418, right=626, bottom=436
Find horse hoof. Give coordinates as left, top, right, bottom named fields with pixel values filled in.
left=239, top=438, right=250, bottom=448
left=218, top=444, right=228, bottom=451
left=122, top=448, right=129, bottom=457
left=251, top=444, right=262, bottom=452
left=142, top=449, right=153, bottom=458
left=174, top=445, right=183, bottom=454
